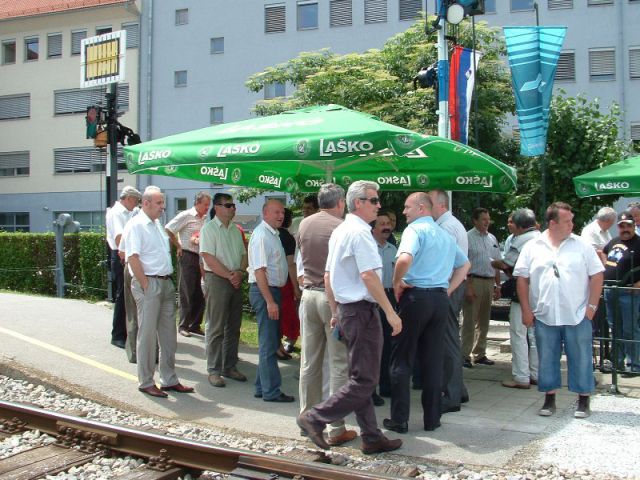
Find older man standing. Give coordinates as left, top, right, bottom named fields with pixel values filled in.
left=385, top=193, right=469, bottom=434
left=462, top=207, right=502, bottom=367
left=123, top=186, right=194, bottom=398
left=515, top=202, right=604, bottom=418
left=166, top=191, right=211, bottom=337
left=105, top=185, right=141, bottom=349
left=248, top=199, right=295, bottom=403
left=200, top=193, right=248, bottom=388
left=297, top=181, right=403, bottom=455
left=580, top=207, right=616, bottom=253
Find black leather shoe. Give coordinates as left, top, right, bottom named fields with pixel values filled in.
left=463, top=357, right=473, bottom=368
left=383, top=418, right=408, bottom=434
left=461, top=395, right=470, bottom=404
left=111, top=339, right=125, bottom=349
left=424, top=421, right=441, bottom=431
left=372, top=392, right=385, bottom=406
left=264, top=393, right=295, bottom=402
left=441, top=405, right=461, bottom=414
left=474, top=356, right=495, bottom=366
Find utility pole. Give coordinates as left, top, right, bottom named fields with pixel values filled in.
left=436, top=3, right=449, bottom=140
left=106, top=84, right=119, bottom=210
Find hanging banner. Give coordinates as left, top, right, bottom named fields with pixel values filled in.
left=449, top=46, right=482, bottom=145
left=503, top=26, right=566, bottom=156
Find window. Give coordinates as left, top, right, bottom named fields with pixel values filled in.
left=210, top=107, right=224, bottom=124
left=175, top=198, right=187, bottom=212
left=484, top=0, right=496, bottom=12
left=96, top=26, right=112, bottom=35
left=25, top=37, right=39, bottom=61
left=0, top=151, right=29, bottom=177
left=71, top=30, right=86, bottom=55
left=630, top=47, right=640, bottom=79
left=265, top=4, right=286, bottom=33
left=555, top=51, right=575, bottom=81
left=511, top=0, right=534, bottom=10
left=47, top=33, right=62, bottom=59
left=589, top=48, right=615, bottom=81
left=399, top=0, right=421, bottom=20
left=631, top=123, right=640, bottom=145
left=122, top=23, right=140, bottom=48
left=298, top=1, right=318, bottom=30
left=210, top=37, right=224, bottom=54
left=588, top=0, right=613, bottom=4
left=0, top=94, right=30, bottom=120
left=0, top=213, right=29, bottom=232
left=54, top=211, right=104, bottom=232
left=365, top=0, right=387, bottom=23
left=54, top=146, right=108, bottom=174
left=54, top=84, right=129, bottom=115
left=548, top=0, right=572, bottom=8
left=175, top=8, right=189, bottom=25
left=264, top=82, right=286, bottom=99
left=2, top=39, right=16, bottom=64
left=175, top=70, right=187, bottom=87
left=331, top=0, right=352, bottom=27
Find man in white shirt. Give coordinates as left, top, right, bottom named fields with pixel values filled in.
left=123, top=186, right=194, bottom=398
left=515, top=202, right=604, bottom=419
left=297, top=180, right=403, bottom=455
left=580, top=206, right=615, bottom=253
left=105, top=185, right=141, bottom=350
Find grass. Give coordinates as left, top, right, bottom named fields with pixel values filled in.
left=239, top=312, right=259, bottom=347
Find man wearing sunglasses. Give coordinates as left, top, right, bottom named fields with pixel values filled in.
left=200, top=193, right=248, bottom=388
left=297, top=181, right=403, bottom=454
left=514, top=202, right=604, bottom=419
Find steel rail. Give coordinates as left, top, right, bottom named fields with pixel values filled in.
left=0, top=400, right=399, bottom=480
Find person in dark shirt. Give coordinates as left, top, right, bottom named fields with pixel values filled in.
left=602, top=210, right=640, bottom=376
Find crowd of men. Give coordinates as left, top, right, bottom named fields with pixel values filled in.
left=105, top=183, right=638, bottom=454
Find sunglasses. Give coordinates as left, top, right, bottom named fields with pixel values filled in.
left=217, top=202, right=236, bottom=209
left=359, top=197, right=380, bottom=205
left=552, top=263, right=559, bottom=278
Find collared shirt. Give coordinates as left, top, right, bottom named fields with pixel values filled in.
left=165, top=206, right=206, bottom=254
left=199, top=216, right=246, bottom=272
left=398, top=216, right=468, bottom=289
left=436, top=210, right=468, bottom=256
left=580, top=220, right=612, bottom=250
left=513, top=232, right=604, bottom=326
left=377, top=240, right=397, bottom=289
left=503, top=229, right=540, bottom=268
left=467, top=227, right=501, bottom=277
left=326, top=213, right=382, bottom=304
left=106, top=201, right=133, bottom=250
left=247, top=220, right=288, bottom=286
left=123, top=210, right=173, bottom=276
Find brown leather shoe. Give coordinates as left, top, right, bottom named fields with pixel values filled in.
left=161, top=383, right=194, bottom=393
left=327, top=429, right=357, bottom=446
left=501, top=379, right=530, bottom=389
left=297, top=413, right=329, bottom=450
left=208, top=374, right=226, bottom=388
left=222, top=368, right=247, bottom=382
left=361, top=435, right=402, bottom=455
left=138, top=385, right=168, bottom=398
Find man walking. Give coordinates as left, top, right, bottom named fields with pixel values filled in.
left=602, top=210, right=640, bottom=376
left=385, top=193, right=469, bottom=434
left=248, top=199, right=295, bottom=402
left=462, top=207, right=502, bottom=367
left=515, top=202, right=604, bottom=418
left=297, top=183, right=356, bottom=446
left=123, top=186, right=194, bottom=398
left=297, top=181, right=403, bottom=455
left=427, top=189, right=470, bottom=412
left=165, top=191, right=211, bottom=337
left=105, top=185, right=141, bottom=349
left=200, top=193, right=248, bottom=388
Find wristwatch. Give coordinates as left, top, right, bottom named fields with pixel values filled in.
left=588, top=304, right=597, bottom=312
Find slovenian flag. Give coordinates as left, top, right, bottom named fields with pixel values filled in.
left=449, top=46, right=482, bottom=145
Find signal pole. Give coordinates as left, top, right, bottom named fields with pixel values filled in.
left=106, top=84, right=119, bottom=209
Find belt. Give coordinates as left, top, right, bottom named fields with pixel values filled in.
left=182, top=249, right=199, bottom=255
left=304, top=285, right=325, bottom=291
left=146, top=274, right=172, bottom=280
left=384, top=288, right=394, bottom=294
left=470, top=274, right=494, bottom=280
left=412, top=287, right=447, bottom=293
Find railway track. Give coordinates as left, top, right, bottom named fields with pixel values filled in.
left=0, top=400, right=419, bottom=479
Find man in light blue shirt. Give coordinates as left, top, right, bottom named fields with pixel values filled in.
left=386, top=192, right=470, bottom=433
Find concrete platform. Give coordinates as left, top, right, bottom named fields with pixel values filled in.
left=0, top=292, right=638, bottom=470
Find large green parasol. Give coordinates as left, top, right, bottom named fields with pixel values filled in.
left=124, top=105, right=516, bottom=193
left=573, top=156, right=640, bottom=198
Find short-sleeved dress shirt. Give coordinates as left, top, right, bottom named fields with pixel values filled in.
left=199, top=217, right=246, bottom=272
left=247, top=220, right=288, bottom=287
left=123, top=210, right=173, bottom=276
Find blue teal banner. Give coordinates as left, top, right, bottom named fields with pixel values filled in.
left=503, top=26, right=567, bottom=157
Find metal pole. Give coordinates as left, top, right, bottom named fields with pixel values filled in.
left=436, top=1, right=449, bottom=140
left=106, top=83, right=119, bottom=302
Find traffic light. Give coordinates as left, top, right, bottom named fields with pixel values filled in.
left=85, top=106, right=100, bottom=139
left=445, top=0, right=485, bottom=24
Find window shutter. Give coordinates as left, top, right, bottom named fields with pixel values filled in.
left=54, top=147, right=107, bottom=174
left=555, top=51, right=575, bottom=81
left=71, top=30, right=86, bottom=55
left=548, top=0, right=572, bottom=8
left=588, top=0, right=613, bottom=5
left=365, top=0, right=387, bottom=23
left=0, top=94, right=30, bottom=120
left=122, top=23, right=140, bottom=49
left=330, top=0, right=352, bottom=27
left=629, top=48, right=640, bottom=80
left=54, top=85, right=129, bottom=115
left=631, top=123, right=640, bottom=142
left=265, top=5, right=286, bottom=33
left=399, top=0, right=421, bottom=20
left=0, top=151, right=29, bottom=176
left=47, top=33, right=62, bottom=58
left=589, top=48, right=615, bottom=80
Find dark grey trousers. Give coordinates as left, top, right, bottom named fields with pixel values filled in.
left=177, top=250, right=205, bottom=331
left=441, top=283, right=469, bottom=409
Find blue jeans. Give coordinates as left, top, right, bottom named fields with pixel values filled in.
left=249, top=284, right=282, bottom=400
left=535, top=318, right=595, bottom=394
left=605, top=290, right=640, bottom=372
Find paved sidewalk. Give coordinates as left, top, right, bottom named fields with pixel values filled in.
left=0, top=292, right=638, bottom=470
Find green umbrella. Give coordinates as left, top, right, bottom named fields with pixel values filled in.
left=573, top=156, right=640, bottom=198
left=124, top=105, right=516, bottom=193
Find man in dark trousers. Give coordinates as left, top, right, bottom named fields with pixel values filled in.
left=385, top=192, right=469, bottom=433
left=297, top=180, right=403, bottom=455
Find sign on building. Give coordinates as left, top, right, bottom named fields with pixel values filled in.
left=80, top=30, right=126, bottom=88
